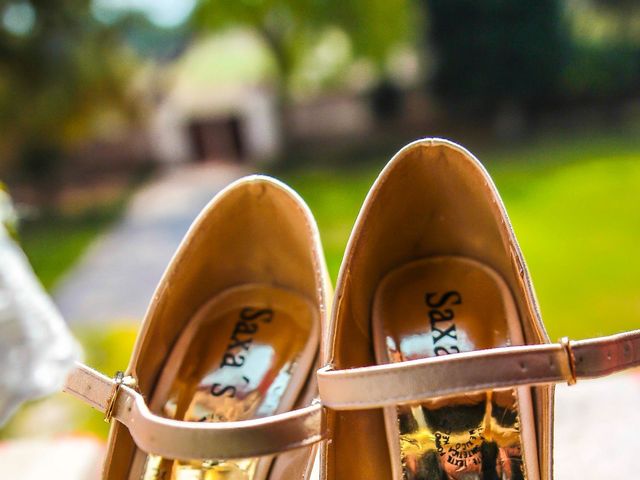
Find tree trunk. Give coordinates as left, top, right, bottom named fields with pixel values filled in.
left=258, top=27, right=293, bottom=159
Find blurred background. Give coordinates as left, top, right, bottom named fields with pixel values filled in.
left=0, top=0, right=639, bottom=476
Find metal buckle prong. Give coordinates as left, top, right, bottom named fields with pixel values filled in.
left=104, top=371, right=138, bottom=423
left=560, top=337, right=577, bottom=386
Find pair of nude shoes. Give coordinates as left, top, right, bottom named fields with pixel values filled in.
left=65, top=139, right=640, bottom=480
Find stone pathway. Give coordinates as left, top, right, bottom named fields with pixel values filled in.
left=554, top=371, right=640, bottom=479
left=54, top=163, right=247, bottom=324
left=0, top=436, right=104, bottom=480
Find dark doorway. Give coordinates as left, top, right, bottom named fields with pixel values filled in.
left=188, top=116, right=244, bottom=162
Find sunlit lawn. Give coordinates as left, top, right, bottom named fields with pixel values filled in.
left=284, top=130, right=640, bottom=341
left=19, top=205, right=125, bottom=290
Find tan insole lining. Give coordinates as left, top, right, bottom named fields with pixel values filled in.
left=131, top=284, right=318, bottom=480
left=373, top=257, right=539, bottom=480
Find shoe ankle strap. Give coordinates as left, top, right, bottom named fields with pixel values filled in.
left=317, top=329, right=640, bottom=410
left=64, top=362, right=324, bottom=459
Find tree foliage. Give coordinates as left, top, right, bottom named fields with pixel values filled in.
left=424, top=0, right=570, bottom=113
left=591, top=0, right=640, bottom=42
left=191, top=0, right=415, bottom=92
left=0, top=0, right=137, bottom=178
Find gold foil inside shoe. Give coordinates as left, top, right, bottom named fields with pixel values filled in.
left=398, top=390, right=525, bottom=480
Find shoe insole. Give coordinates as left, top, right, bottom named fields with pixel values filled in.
left=373, top=257, right=539, bottom=480
left=138, top=284, right=318, bottom=480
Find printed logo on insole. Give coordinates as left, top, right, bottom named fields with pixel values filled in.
left=426, top=290, right=461, bottom=356
left=211, top=307, right=274, bottom=400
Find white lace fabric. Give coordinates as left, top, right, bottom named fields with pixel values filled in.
left=0, top=199, right=80, bottom=426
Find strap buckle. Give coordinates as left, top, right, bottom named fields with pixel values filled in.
left=560, top=337, right=577, bottom=386
left=104, top=371, right=138, bottom=423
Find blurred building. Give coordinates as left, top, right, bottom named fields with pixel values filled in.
left=150, top=84, right=279, bottom=165
left=142, top=29, right=426, bottom=166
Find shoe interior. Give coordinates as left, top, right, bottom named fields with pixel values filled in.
left=101, top=178, right=327, bottom=480
left=373, top=256, right=537, bottom=480
left=325, top=140, right=551, bottom=480
left=139, top=284, right=318, bottom=480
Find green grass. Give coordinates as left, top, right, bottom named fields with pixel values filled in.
left=17, top=194, right=129, bottom=291
left=283, top=130, right=640, bottom=341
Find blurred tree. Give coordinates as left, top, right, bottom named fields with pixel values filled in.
left=192, top=0, right=415, bottom=143
left=424, top=0, right=570, bottom=118
left=562, top=42, right=640, bottom=101
left=0, top=0, right=138, bottom=194
left=560, top=0, right=640, bottom=106
left=592, top=0, right=640, bottom=43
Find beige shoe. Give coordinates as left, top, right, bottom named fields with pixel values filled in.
left=64, top=176, right=331, bottom=479
left=317, top=138, right=640, bottom=479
